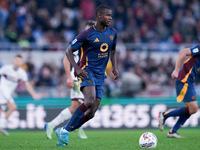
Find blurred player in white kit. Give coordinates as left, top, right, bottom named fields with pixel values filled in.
left=0, top=54, right=41, bottom=136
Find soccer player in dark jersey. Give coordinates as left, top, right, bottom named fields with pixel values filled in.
left=55, top=5, right=119, bottom=146
left=158, top=46, right=199, bottom=138
left=45, top=20, right=95, bottom=140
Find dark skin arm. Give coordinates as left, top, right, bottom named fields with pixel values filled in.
left=110, top=47, right=119, bottom=81
left=65, top=46, right=88, bottom=78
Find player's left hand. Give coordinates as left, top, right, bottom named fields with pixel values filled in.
left=112, top=69, right=119, bottom=81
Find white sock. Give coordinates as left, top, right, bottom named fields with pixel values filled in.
left=49, top=108, right=72, bottom=129
left=0, top=118, right=7, bottom=129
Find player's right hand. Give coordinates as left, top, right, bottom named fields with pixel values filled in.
left=66, top=76, right=74, bottom=88
left=33, top=93, right=41, bottom=100
left=171, top=69, right=179, bottom=79
left=75, top=68, right=88, bottom=79
left=112, top=69, right=119, bottom=81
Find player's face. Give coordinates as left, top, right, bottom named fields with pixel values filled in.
left=13, top=57, right=23, bottom=70
left=100, top=9, right=112, bottom=27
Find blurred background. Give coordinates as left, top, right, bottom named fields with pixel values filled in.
left=0, top=0, right=200, bottom=130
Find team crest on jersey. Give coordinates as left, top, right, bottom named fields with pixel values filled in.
left=88, top=80, right=93, bottom=84
left=100, top=43, right=108, bottom=52
left=71, top=38, right=77, bottom=45
left=192, top=96, right=195, bottom=100
left=180, top=91, right=185, bottom=96
left=109, top=35, right=113, bottom=40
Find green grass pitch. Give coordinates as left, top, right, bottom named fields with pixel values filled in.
left=0, top=128, right=199, bottom=150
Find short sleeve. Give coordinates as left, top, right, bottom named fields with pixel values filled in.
left=70, top=30, right=89, bottom=50
left=0, top=65, right=8, bottom=74
left=112, top=32, right=117, bottom=50
left=191, top=45, right=200, bottom=56
left=20, top=69, right=28, bottom=82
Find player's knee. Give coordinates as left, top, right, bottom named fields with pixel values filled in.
left=189, top=105, right=198, bottom=114
left=85, top=97, right=96, bottom=107
left=9, top=104, right=17, bottom=111
left=192, top=106, right=198, bottom=114
left=70, top=108, right=76, bottom=114
left=69, top=105, right=78, bottom=113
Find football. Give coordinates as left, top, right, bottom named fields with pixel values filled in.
left=139, top=132, right=158, bottom=149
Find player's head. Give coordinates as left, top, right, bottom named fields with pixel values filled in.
left=95, top=5, right=112, bottom=27
left=85, top=20, right=96, bottom=30
left=13, top=54, right=23, bottom=70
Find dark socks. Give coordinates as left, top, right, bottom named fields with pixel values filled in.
left=63, top=103, right=88, bottom=132
left=164, top=107, right=189, bottom=120
left=171, top=115, right=190, bottom=133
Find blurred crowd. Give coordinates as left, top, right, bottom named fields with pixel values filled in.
left=0, top=0, right=200, bottom=50
left=1, top=0, right=200, bottom=97
left=12, top=51, right=176, bottom=98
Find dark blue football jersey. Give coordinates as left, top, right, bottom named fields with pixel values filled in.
left=178, top=45, right=200, bottom=83
left=70, top=25, right=117, bottom=76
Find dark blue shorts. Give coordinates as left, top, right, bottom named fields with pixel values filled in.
left=175, top=79, right=196, bottom=102
left=78, top=68, right=105, bottom=99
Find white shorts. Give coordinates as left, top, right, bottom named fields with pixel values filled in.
left=0, top=91, right=14, bottom=105
left=70, top=81, right=84, bottom=103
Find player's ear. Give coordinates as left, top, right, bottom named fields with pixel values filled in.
left=97, top=13, right=101, bottom=19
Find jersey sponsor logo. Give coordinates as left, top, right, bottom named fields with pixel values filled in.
left=94, top=38, right=100, bottom=42
left=71, top=38, right=77, bottom=45
left=109, top=35, right=114, bottom=40
left=100, top=43, right=108, bottom=52
left=192, top=48, right=199, bottom=53
left=69, top=126, right=74, bottom=128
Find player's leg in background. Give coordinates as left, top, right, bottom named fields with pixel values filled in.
left=3, top=102, right=17, bottom=128
left=50, top=100, right=80, bottom=129
left=164, top=107, right=190, bottom=120
left=45, top=100, right=80, bottom=139
left=185, top=101, right=198, bottom=115
left=0, top=104, right=10, bottom=136
left=159, top=80, right=191, bottom=131
left=164, top=95, right=198, bottom=121
left=167, top=101, right=198, bottom=138
left=158, top=107, right=190, bottom=131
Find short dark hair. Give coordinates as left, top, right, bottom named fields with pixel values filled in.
left=85, top=20, right=96, bottom=26
left=95, top=5, right=111, bottom=16
left=15, top=54, right=22, bottom=58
